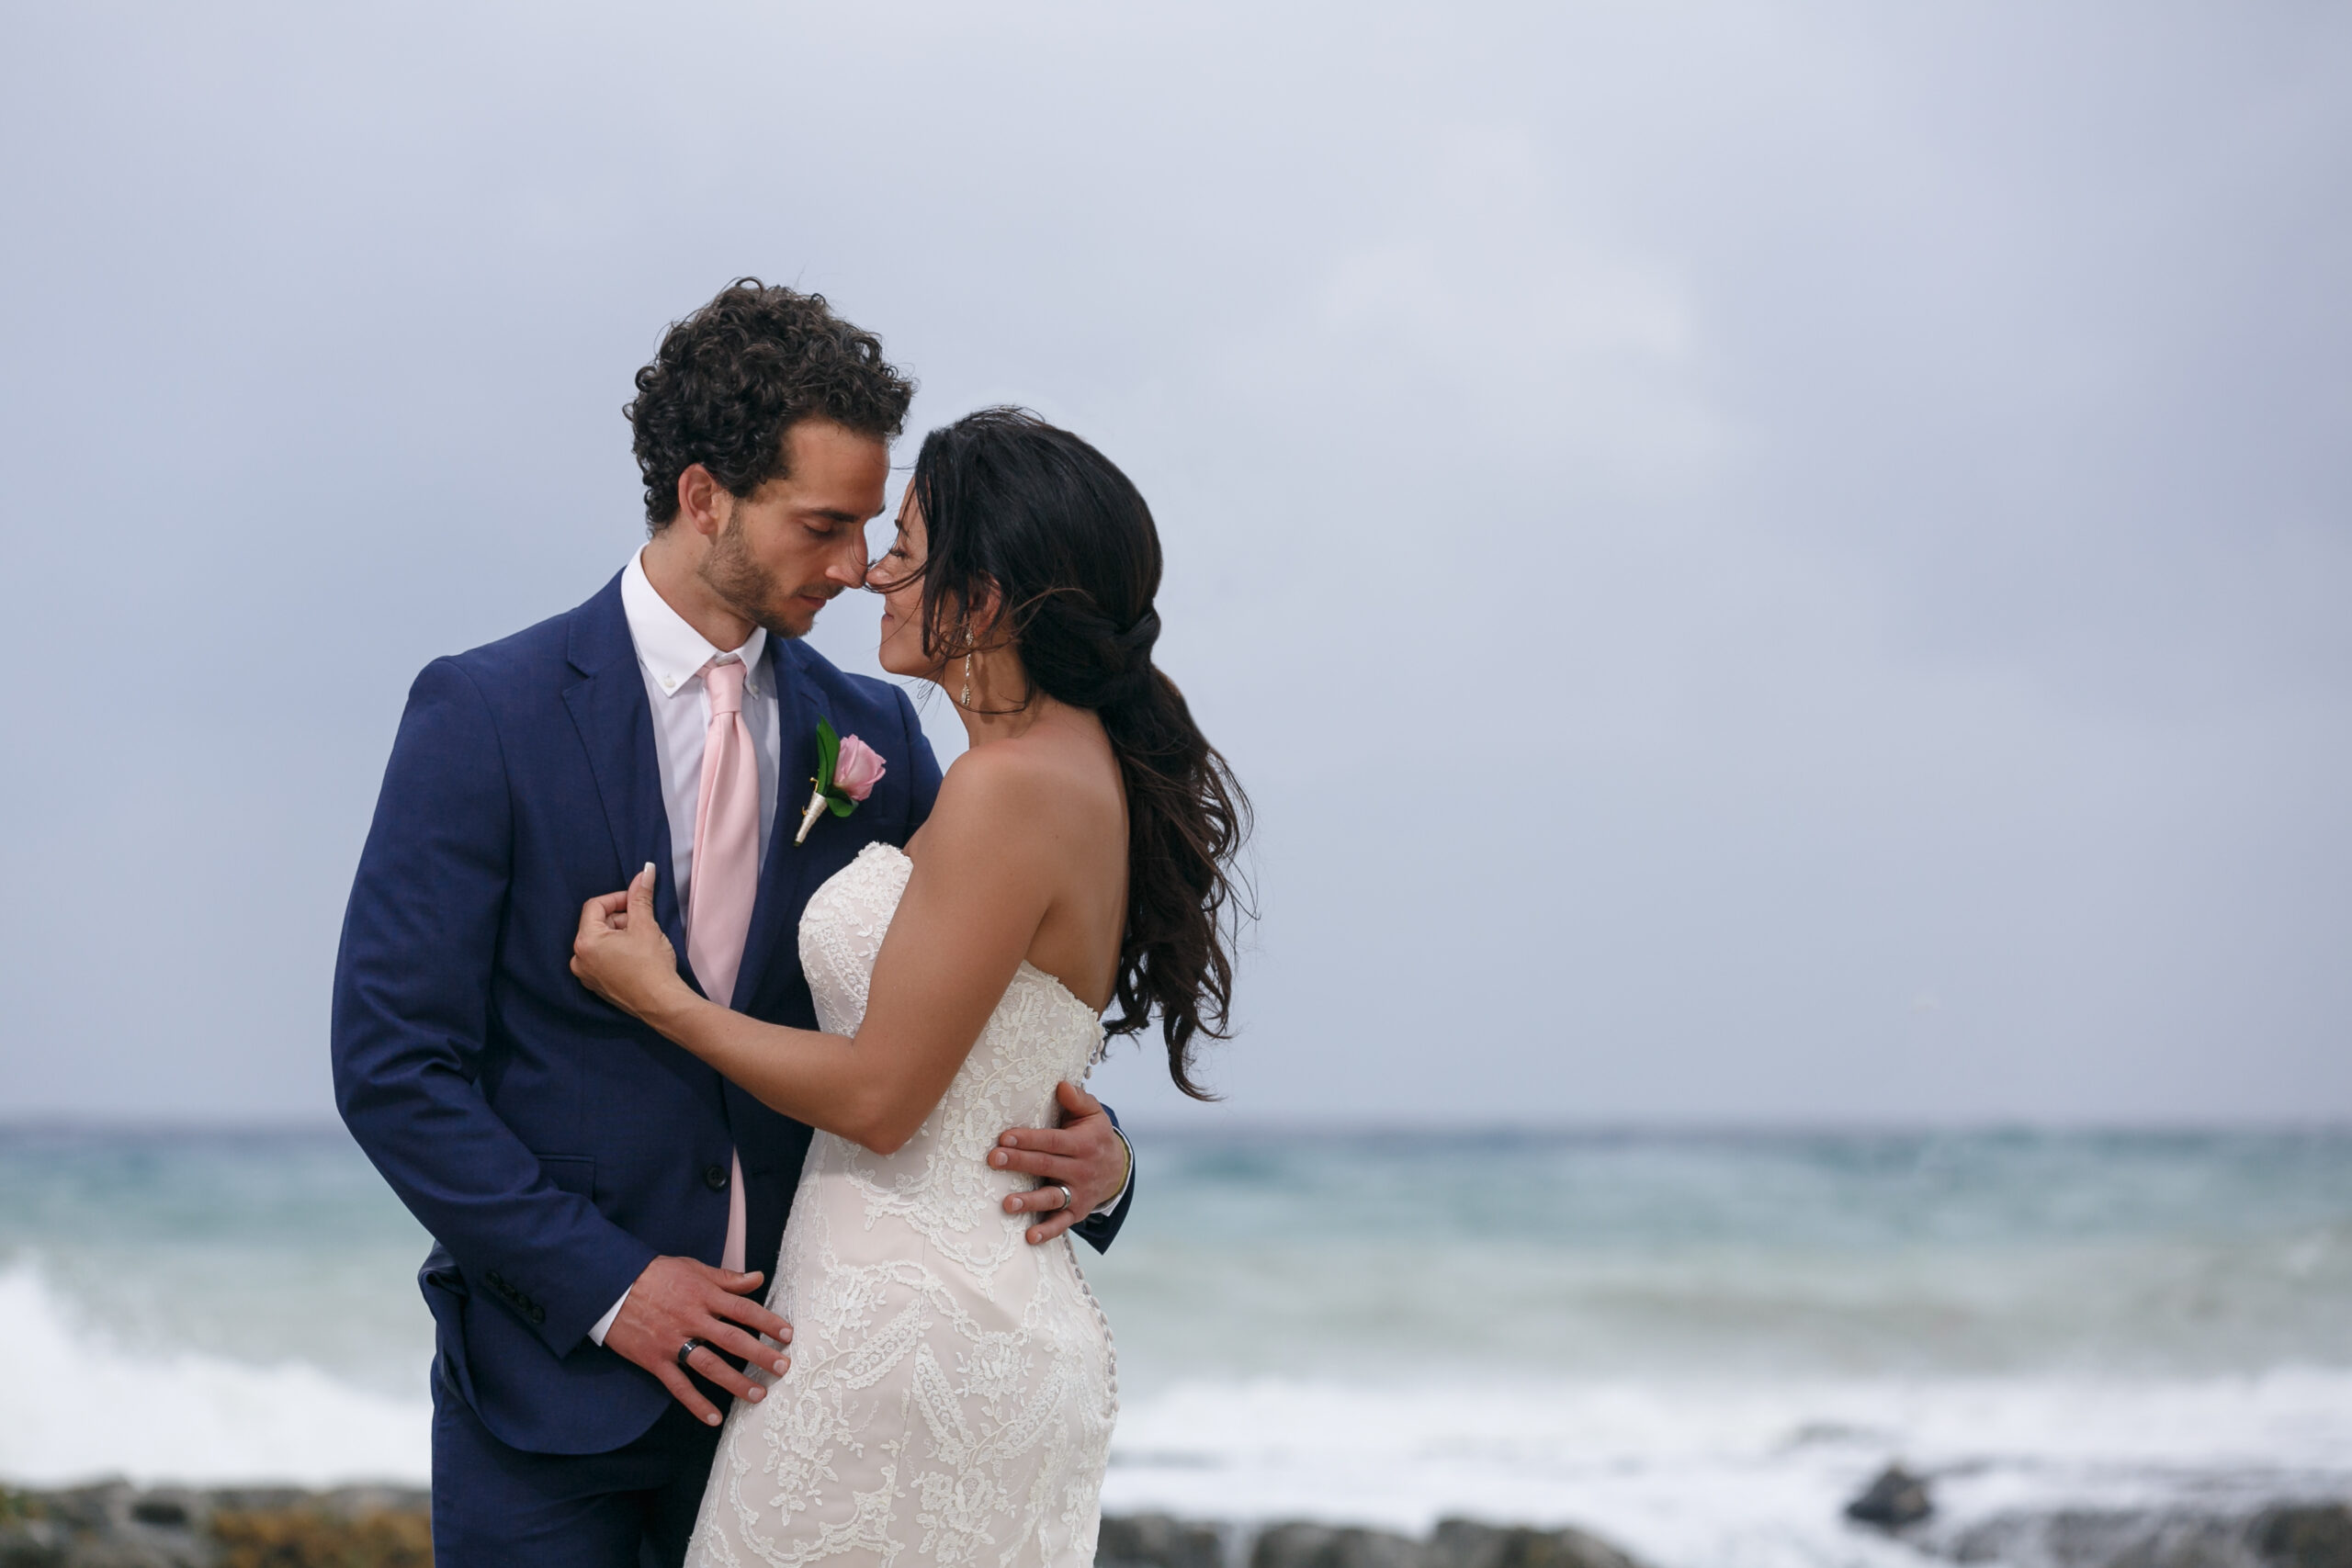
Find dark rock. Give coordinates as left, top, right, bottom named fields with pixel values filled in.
left=0, top=1518, right=69, bottom=1568
left=1240, top=1517, right=1655, bottom=1568
left=23, top=1487, right=129, bottom=1539
left=1430, top=1518, right=1647, bottom=1568
left=0, top=1476, right=208, bottom=1568
left=1951, top=1511, right=2252, bottom=1568
left=1846, top=1465, right=1934, bottom=1529
left=2253, top=1506, right=2352, bottom=1568
left=1251, top=1523, right=1427, bottom=1568
left=1100, top=1514, right=1226, bottom=1568
left=194, top=1490, right=310, bottom=1517
left=1932, top=1506, right=2352, bottom=1568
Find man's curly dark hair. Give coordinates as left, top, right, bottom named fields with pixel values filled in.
left=626, top=279, right=915, bottom=529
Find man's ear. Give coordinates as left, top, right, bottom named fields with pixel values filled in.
left=674, top=464, right=729, bottom=541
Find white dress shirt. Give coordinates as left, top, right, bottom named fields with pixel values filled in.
left=589, top=548, right=781, bottom=1346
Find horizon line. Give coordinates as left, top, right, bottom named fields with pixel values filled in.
left=2, top=1112, right=2347, bottom=1139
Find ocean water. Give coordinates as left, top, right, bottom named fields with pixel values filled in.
left=3, top=1126, right=2348, bottom=1566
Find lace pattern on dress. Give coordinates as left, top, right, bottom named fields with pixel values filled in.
left=687, top=843, right=1118, bottom=1568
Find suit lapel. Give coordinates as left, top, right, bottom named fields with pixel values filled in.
left=732, top=637, right=835, bottom=1010
left=561, top=576, right=692, bottom=971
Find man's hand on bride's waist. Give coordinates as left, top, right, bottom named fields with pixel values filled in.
left=989, top=1081, right=1130, bottom=1245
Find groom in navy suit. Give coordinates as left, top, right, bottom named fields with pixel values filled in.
left=333, top=282, right=1136, bottom=1566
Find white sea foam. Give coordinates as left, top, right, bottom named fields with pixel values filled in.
left=1104, top=1371, right=2352, bottom=1568
left=0, top=1262, right=429, bottom=1486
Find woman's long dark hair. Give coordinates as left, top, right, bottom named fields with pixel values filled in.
left=905, top=408, right=1250, bottom=1099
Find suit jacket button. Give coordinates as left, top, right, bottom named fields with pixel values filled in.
left=486, top=1270, right=505, bottom=1287
left=529, top=1304, right=547, bottom=1325
left=703, top=1164, right=729, bottom=1190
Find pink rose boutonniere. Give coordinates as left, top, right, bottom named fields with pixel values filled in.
left=795, top=718, right=887, bottom=846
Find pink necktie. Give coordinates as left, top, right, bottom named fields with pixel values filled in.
left=688, top=655, right=761, bottom=1274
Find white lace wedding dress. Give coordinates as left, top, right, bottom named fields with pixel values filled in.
left=685, top=842, right=1119, bottom=1568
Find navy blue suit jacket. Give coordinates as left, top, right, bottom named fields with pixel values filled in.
left=334, top=574, right=1134, bottom=1456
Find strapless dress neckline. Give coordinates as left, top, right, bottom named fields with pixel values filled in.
left=857, top=842, right=1107, bottom=1040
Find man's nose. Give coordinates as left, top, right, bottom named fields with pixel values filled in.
left=827, top=531, right=868, bottom=585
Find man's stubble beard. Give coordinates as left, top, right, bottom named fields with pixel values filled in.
left=699, top=513, right=819, bottom=641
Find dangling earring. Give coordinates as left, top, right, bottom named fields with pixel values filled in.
left=959, top=651, right=974, bottom=710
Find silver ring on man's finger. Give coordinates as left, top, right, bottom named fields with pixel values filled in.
left=677, top=1337, right=707, bottom=1371
left=1053, top=1184, right=1074, bottom=1211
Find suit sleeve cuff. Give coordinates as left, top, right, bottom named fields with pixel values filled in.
left=534, top=1230, right=658, bottom=1355
left=586, top=1286, right=631, bottom=1348
left=1091, top=1124, right=1133, bottom=1217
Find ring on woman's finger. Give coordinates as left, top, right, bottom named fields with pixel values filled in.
left=677, top=1337, right=707, bottom=1371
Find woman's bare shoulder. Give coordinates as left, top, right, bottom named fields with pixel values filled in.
left=917, top=739, right=1057, bottom=849
left=929, top=732, right=1119, bottom=844
left=937, top=739, right=1056, bottom=806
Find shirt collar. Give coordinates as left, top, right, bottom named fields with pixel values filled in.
left=620, top=547, right=768, bottom=700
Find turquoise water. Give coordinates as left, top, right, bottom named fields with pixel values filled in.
left=4, top=1125, right=2348, bottom=1563
left=1091, top=1128, right=2352, bottom=1382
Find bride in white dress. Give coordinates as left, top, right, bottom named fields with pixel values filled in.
left=572, top=408, right=1249, bottom=1568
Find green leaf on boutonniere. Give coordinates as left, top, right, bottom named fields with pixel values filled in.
left=815, top=716, right=841, bottom=794
left=827, top=794, right=856, bottom=818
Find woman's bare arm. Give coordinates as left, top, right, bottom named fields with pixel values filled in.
left=571, top=752, right=1060, bottom=1154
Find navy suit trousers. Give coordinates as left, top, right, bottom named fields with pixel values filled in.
left=431, top=1367, right=722, bottom=1568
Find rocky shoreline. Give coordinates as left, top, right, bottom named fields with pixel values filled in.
left=0, top=1483, right=432, bottom=1567
left=3, top=1483, right=2349, bottom=1568
left=0, top=1490, right=1657, bottom=1568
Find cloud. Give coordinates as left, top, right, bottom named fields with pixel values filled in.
left=0, top=0, right=2346, bottom=1124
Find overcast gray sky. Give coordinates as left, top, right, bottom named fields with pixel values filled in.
left=1, top=2, right=2346, bottom=1125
